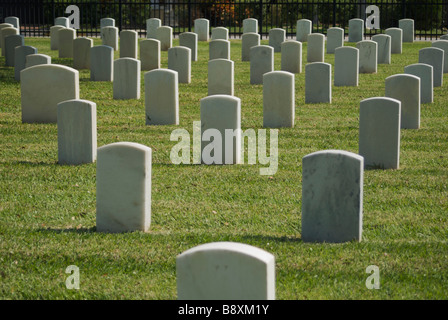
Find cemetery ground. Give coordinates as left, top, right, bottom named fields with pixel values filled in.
left=0, top=37, right=447, bottom=300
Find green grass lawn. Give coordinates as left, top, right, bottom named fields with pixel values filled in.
left=0, top=37, right=447, bottom=300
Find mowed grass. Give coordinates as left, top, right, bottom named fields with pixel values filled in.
left=0, top=37, right=447, bottom=300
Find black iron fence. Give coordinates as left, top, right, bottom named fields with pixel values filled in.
left=1, top=0, right=448, bottom=39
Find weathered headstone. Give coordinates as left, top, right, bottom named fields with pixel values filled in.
left=263, top=71, right=295, bottom=128
left=177, top=242, right=275, bottom=300
left=201, top=95, right=241, bottom=165
left=120, top=30, right=138, bottom=59
left=168, top=46, right=191, bottom=84
left=268, top=28, right=285, bottom=53
left=419, top=47, right=444, bottom=87
left=307, top=33, right=325, bottom=62
left=25, top=53, right=51, bottom=68
left=50, top=25, right=65, bottom=50
left=281, top=40, right=302, bottom=74
left=21, top=64, right=79, bottom=123
left=301, top=150, right=364, bottom=243
left=208, top=58, right=234, bottom=96
left=296, top=19, right=312, bottom=42
left=58, top=28, right=76, bottom=58
left=211, top=27, right=229, bottom=40
left=140, top=39, right=160, bottom=71
left=96, top=142, right=152, bottom=233
left=209, top=39, right=230, bottom=60
left=334, top=46, right=359, bottom=87
left=73, top=37, right=93, bottom=70
left=5, top=17, right=19, bottom=32
left=195, top=18, right=209, bottom=42
left=146, top=18, right=161, bottom=39
left=145, top=69, right=179, bottom=125
left=326, top=27, right=344, bottom=54
left=250, top=45, right=274, bottom=84
left=54, top=17, right=69, bottom=28
left=156, top=26, right=173, bottom=51
left=348, top=18, right=364, bottom=42
left=241, top=32, right=260, bottom=61
left=356, top=40, right=377, bottom=74
left=243, top=18, right=258, bottom=34
left=101, top=26, right=118, bottom=51
left=305, top=62, right=331, bottom=103
left=385, top=28, right=402, bottom=54
left=14, top=45, right=37, bottom=81
left=113, top=58, right=141, bottom=99
left=385, top=74, right=420, bottom=129
left=404, top=63, right=433, bottom=104
left=179, top=32, right=198, bottom=61
left=4, top=34, right=23, bottom=66
left=1, top=27, right=19, bottom=57
left=90, top=45, right=114, bottom=81
left=100, top=18, right=115, bottom=28
left=359, top=97, right=401, bottom=169
left=431, top=40, right=448, bottom=73
left=372, top=34, right=391, bottom=64
left=57, top=99, right=97, bottom=165
left=399, top=19, right=414, bottom=43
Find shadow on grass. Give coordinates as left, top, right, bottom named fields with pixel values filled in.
left=241, top=234, right=303, bottom=244
left=8, top=160, right=58, bottom=167
left=37, top=226, right=97, bottom=234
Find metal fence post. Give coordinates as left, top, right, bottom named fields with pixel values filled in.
left=259, top=0, right=263, bottom=38
left=119, top=0, right=122, bottom=31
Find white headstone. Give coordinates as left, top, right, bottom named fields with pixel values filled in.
left=334, top=46, right=359, bottom=87
left=120, top=30, right=138, bottom=59
left=243, top=18, right=258, bottom=34
left=73, top=37, right=93, bottom=70
left=21, top=64, right=79, bottom=123
left=431, top=40, right=448, bottom=73
left=90, top=45, right=114, bottom=81
left=385, top=28, right=403, bottom=54
left=100, top=18, right=115, bottom=28
left=1, top=27, right=19, bottom=57
left=250, top=45, right=274, bottom=84
left=57, top=99, right=97, bottom=165
left=55, top=17, right=69, bottom=28
left=14, top=45, right=37, bottom=81
left=305, top=62, right=331, bottom=103
left=296, top=19, right=312, bottom=42
left=268, top=28, right=285, bottom=53
left=5, top=17, right=19, bottom=32
left=200, top=95, right=241, bottom=165
left=168, top=46, right=191, bottom=84
left=281, top=40, right=302, bottom=74
left=140, top=39, right=160, bottom=71
left=211, top=27, right=229, bottom=40
left=179, top=32, right=198, bottom=61
left=326, top=27, right=344, bottom=54
left=58, top=28, right=76, bottom=58
left=301, top=150, right=364, bottom=243
left=399, top=19, right=414, bottom=43
left=50, top=25, right=65, bottom=50
left=385, top=74, right=420, bottom=129
left=101, top=26, right=118, bottom=51
left=359, top=97, right=401, bottom=169
left=404, top=63, right=433, bottom=104
left=263, top=71, right=295, bottom=128
left=348, top=18, right=364, bottom=42
left=96, top=142, right=152, bottom=233
left=209, top=39, right=230, bottom=60
left=113, top=58, right=141, bottom=100
left=356, top=40, right=377, bottom=74
left=4, top=34, right=23, bottom=66
left=146, top=18, right=161, bottom=39
left=372, top=34, right=391, bottom=64
left=0, top=23, right=14, bottom=50
left=156, top=26, right=173, bottom=51
left=145, top=69, right=179, bottom=125
left=25, top=54, right=51, bottom=68
left=241, top=32, right=260, bottom=61
left=307, top=33, right=325, bottom=62
left=208, top=58, right=234, bottom=96
left=177, top=242, right=275, bottom=300
left=195, top=19, right=210, bottom=41
left=418, top=47, right=444, bottom=87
